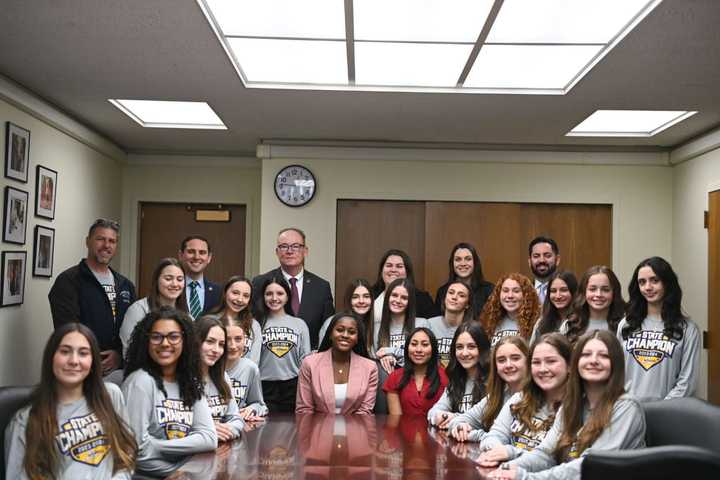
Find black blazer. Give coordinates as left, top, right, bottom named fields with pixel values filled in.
left=203, top=279, right=222, bottom=314
left=253, top=267, right=334, bottom=349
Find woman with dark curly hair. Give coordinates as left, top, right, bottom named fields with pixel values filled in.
left=122, top=306, right=217, bottom=477
left=481, top=273, right=541, bottom=347
left=618, top=257, right=700, bottom=400
left=562, top=266, right=625, bottom=344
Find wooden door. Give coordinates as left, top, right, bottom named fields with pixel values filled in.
left=137, top=202, right=246, bottom=298
left=708, top=191, right=720, bottom=404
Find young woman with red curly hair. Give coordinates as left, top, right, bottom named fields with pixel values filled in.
left=481, top=273, right=541, bottom=347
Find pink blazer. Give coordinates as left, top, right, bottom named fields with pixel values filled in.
left=296, top=349, right=378, bottom=414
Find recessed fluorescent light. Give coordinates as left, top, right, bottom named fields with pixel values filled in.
left=204, top=0, right=345, bottom=39
left=464, top=44, right=602, bottom=90
left=227, top=38, right=347, bottom=84
left=354, top=0, right=494, bottom=42
left=487, top=0, right=657, bottom=44
left=108, top=100, right=227, bottom=129
left=567, top=110, right=697, bottom=137
left=355, top=42, right=473, bottom=87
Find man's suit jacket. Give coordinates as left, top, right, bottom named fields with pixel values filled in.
left=295, top=350, right=378, bottom=415
left=203, top=279, right=222, bottom=314
left=253, top=267, right=334, bottom=349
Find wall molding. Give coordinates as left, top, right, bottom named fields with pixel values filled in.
left=126, top=154, right=260, bottom=168
left=670, top=126, right=720, bottom=165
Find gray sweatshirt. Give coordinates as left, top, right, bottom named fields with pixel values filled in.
left=427, top=378, right=476, bottom=425
left=4, top=383, right=131, bottom=480
left=559, top=318, right=616, bottom=337
left=426, top=315, right=461, bottom=368
left=226, top=357, right=268, bottom=416
left=373, top=317, right=429, bottom=362
left=618, top=315, right=700, bottom=401
left=508, top=395, right=646, bottom=480
left=121, top=369, right=218, bottom=476
left=259, top=314, right=311, bottom=381
left=491, top=316, right=520, bottom=346
left=119, top=297, right=150, bottom=357
left=480, top=392, right=556, bottom=460
left=203, top=373, right=245, bottom=437
left=448, top=390, right=511, bottom=442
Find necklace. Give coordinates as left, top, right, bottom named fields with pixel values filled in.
left=335, top=362, right=350, bottom=375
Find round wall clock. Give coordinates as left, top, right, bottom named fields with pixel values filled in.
left=274, top=165, right=317, bottom=207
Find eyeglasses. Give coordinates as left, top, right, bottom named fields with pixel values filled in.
left=148, top=331, right=183, bottom=345
left=276, top=243, right=305, bottom=252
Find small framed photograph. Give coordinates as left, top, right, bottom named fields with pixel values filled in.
left=33, top=225, right=55, bottom=277
left=4, top=122, right=30, bottom=183
left=3, top=186, right=29, bottom=245
left=35, top=165, right=58, bottom=220
left=1, top=251, right=26, bottom=307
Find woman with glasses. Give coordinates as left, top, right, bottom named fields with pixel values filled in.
left=122, top=306, right=217, bottom=477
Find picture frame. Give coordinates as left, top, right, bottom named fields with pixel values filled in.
left=35, top=165, right=58, bottom=220
left=3, top=186, right=29, bottom=245
left=1, top=251, right=26, bottom=307
left=33, top=225, right=55, bottom=277
left=4, top=122, right=30, bottom=183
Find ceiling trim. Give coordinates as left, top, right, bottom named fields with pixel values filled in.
left=0, top=74, right=126, bottom=162
left=670, top=125, right=720, bottom=165
left=126, top=153, right=260, bottom=168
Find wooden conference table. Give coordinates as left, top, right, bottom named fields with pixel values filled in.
left=173, top=413, right=488, bottom=479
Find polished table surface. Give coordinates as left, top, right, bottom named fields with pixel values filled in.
left=175, top=414, right=487, bottom=479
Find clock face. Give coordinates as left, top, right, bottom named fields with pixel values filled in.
left=274, top=165, right=316, bottom=207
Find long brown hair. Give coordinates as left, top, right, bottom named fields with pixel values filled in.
left=343, top=279, right=375, bottom=353
left=196, top=316, right=232, bottom=403
left=554, top=330, right=625, bottom=461
left=565, top=266, right=625, bottom=343
left=211, top=275, right=254, bottom=336
left=511, top=333, right=571, bottom=435
left=481, top=335, right=529, bottom=430
left=24, top=323, right=137, bottom=479
left=480, top=273, right=540, bottom=340
left=377, top=278, right=418, bottom=349
left=148, top=257, right=188, bottom=312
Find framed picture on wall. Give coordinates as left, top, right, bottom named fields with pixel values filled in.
left=4, top=122, right=30, bottom=183
left=35, top=165, right=58, bottom=220
left=1, top=251, right=26, bottom=307
left=33, top=225, right=55, bottom=277
left=3, top=186, right=29, bottom=245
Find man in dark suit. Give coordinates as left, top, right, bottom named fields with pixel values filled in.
left=178, top=235, right=222, bottom=319
left=253, top=227, right=334, bottom=349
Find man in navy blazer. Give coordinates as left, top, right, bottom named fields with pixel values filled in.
left=179, top=235, right=222, bottom=318
left=253, top=227, right=334, bottom=349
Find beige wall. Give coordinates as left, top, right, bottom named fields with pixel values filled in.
left=0, top=97, right=123, bottom=386
left=119, top=155, right=262, bottom=283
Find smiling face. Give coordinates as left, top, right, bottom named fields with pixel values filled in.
left=495, top=343, right=526, bottom=386
left=531, top=342, right=569, bottom=395
left=382, top=255, right=407, bottom=287
left=453, top=248, right=474, bottom=280
left=529, top=242, right=559, bottom=280
left=350, top=285, right=372, bottom=315
left=578, top=338, right=612, bottom=384
left=264, top=282, right=288, bottom=314
left=637, top=266, right=665, bottom=308
left=148, top=319, right=184, bottom=375
left=388, top=285, right=409, bottom=315
left=500, top=279, right=523, bottom=316
left=331, top=317, right=359, bottom=353
left=179, top=238, right=212, bottom=276
left=275, top=229, right=307, bottom=270
left=157, top=265, right=185, bottom=303
left=549, top=278, right=572, bottom=311
left=225, top=280, right=252, bottom=314
left=585, top=273, right=613, bottom=316
left=200, top=326, right=226, bottom=368
left=454, top=332, right=480, bottom=370
left=86, top=227, right=117, bottom=266
left=408, top=330, right=433, bottom=366
left=53, top=331, right=92, bottom=390
left=445, top=282, right=470, bottom=314
left=225, top=324, right=246, bottom=362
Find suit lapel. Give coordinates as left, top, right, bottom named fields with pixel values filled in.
left=343, top=352, right=363, bottom=414
left=319, top=350, right=335, bottom=412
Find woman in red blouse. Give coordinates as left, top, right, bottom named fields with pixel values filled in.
left=383, top=327, right=448, bottom=416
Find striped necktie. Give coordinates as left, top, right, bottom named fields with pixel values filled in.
left=189, top=281, right=202, bottom=319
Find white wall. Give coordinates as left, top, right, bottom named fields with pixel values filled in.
left=0, top=97, right=123, bottom=386
left=119, top=155, right=262, bottom=283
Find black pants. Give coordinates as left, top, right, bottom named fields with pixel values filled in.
left=262, top=377, right=298, bottom=413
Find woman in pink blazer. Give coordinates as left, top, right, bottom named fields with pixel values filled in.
left=296, top=312, right=378, bottom=414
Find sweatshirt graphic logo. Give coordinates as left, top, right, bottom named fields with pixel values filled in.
left=510, top=415, right=551, bottom=452
left=624, top=330, right=677, bottom=371
left=156, top=398, right=194, bottom=439
left=438, top=337, right=453, bottom=368
left=231, top=378, right=248, bottom=406
left=491, top=329, right=519, bottom=346
left=458, top=393, right=474, bottom=413
left=206, top=394, right=229, bottom=421
left=264, top=326, right=298, bottom=358
left=56, top=413, right=109, bottom=466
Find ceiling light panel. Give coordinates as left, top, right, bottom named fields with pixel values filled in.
left=487, top=0, right=658, bottom=44
left=109, top=100, right=227, bottom=129
left=464, top=44, right=602, bottom=90
left=567, top=110, right=697, bottom=137
left=355, top=42, right=473, bottom=87
left=227, top=38, right=348, bottom=84
left=205, top=0, right=346, bottom=39
left=353, top=0, right=494, bottom=42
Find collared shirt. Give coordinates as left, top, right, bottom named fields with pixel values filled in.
left=534, top=279, right=548, bottom=304
left=186, top=277, right=206, bottom=312
left=281, top=268, right=304, bottom=303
